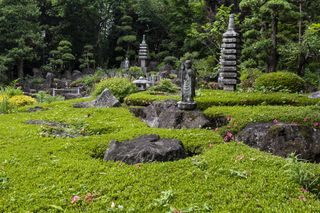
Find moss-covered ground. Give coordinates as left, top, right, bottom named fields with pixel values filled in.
left=1, top=94, right=320, bottom=212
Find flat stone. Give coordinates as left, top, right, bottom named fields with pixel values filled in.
left=103, top=134, right=187, bottom=164
left=222, top=79, right=238, bottom=85
left=237, top=123, right=320, bottom=162
left=220, top=61, right=237, bottom=66
left=221, top=49, right=239, bottom=54
left=220, top=67, right=237, bottom=72
left=222, top=38, right=240, bottom=43
left=221, top=43, right=237, bottom=49
left=221, top=55, right=237, bottom=60
left=220, top=72, right=239, bottom=78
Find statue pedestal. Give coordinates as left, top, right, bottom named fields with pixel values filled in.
left=178, top=101, right=197, bottom=110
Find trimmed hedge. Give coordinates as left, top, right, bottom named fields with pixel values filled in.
left=204, top=105, right=320, bottom=134
left=255, top=71, right=306, bottom=93
left=93, top=78, right=138, bottom=102
left=125, top=90, right=319, bottom=109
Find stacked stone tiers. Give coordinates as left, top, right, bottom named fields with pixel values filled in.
left=139, top=35, right=149, bottom=74
left=219, top=14, right=240, bottom=91
left=138, top=36, right=148, bottom=60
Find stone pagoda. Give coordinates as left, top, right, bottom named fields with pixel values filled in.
left=219, top=14, right=240, bottom=91
left=138, top=34, right=149, bottom=74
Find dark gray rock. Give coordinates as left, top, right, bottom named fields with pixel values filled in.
left=104, top=134, right=187, bottom=164
left=130, top=100, right=227, bottom=129
left=236, top=123, right=320, bottom=162
left=25, top=120, right=69, bottom=128
left=309, top=91, right=320, bottom=99
left=27, top=106, right=45, bottom=113
left=73, top=89, right=121, bottom=108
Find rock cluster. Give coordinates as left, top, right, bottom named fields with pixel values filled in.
left=130, top=100, right=228, bottom=129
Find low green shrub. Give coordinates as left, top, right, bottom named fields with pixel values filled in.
left=0, top=96, right=11, bottom=114
left=125, top=90, right=319, bottom=109
left=124, top=91, right=179, bottom=106
left=255, top=71, right=305, bottom=93
left=93, top=77, right=137, bottom=102
left=129, top=66, right=144, bottom=78
left=240, top=69, right=263, bottom=91
left=285, top=154, right=320, bottom=198
left=148, top=79, right=179, bottom=94
left=204, top=105, right=320, bottom=135
left=0, top=86, right=23, bottom=98
left=35, top=91, right=65, bottom=104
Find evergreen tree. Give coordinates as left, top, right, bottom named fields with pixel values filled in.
left=0, top=0, right=42, bottom=79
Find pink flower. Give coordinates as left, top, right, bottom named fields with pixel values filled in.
left=71, top=195, right=81, bottom=204
left=224, top=132, right=235, bottom=142
left=273, top=119, right=279, bottom=124
left=314, top=122, right=320, bottom=127
left=227, top=115, right=233, bottom=121
left=304, top=117, right=308, bottom=122
left=301, top=188, right=309, bottom=193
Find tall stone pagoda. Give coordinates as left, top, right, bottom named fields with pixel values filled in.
left=138, top=34, right=149, bottom=74
left=219, top=14, right=240, bottom=91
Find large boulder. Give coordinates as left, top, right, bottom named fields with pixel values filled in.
left=130, top=100, right=227, bottom=129
left=73, top=89, right=121, bottom=108
left=236, top=123, right=320, bottom=162
left=104, top=134, right=187, bottom=165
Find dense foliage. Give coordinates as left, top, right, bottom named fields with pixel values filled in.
left=0, top=0, right=318, bottom=86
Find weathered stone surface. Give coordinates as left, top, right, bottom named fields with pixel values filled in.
left=27, top=106, right=45, bottom=113
left=237, top=123, right=320, bottom=162
left=130, top=100, right=228, bottom=129
left=25, top=120, right=69, bottom=128
left=104, top=134, right=187, bottom=164
left=309, top=91, right=320, bottom=99
left=73, top=89, right=120, bottom=108
left=221, top=43, right=237, bottom=49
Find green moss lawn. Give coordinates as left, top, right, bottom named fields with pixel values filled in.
left=1, top=94, right=320, bottom=212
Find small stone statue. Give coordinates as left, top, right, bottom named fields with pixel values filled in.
left=178, top=60, right=197, bottom=110
left=124, top=57, right=130, bottom=71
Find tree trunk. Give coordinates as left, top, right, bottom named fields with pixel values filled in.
left=269, top=13, right=278, bottom=72
left=17, top=59, right=24, bottom=79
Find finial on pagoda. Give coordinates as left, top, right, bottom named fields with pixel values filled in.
left=228, top=14, right=235, bottom=31
left=142, top=34, right=146, bottom=44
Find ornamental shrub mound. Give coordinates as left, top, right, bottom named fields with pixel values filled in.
left=255, top=71, right=305, bottom=93
left=93, top=77, right=137, bottom=102
left=9, top=95, right=37, bottom=107
left=148, top=79, right=179, bottom=94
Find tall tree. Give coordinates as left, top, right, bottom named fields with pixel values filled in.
left=0, top=0, right=42, bottom=79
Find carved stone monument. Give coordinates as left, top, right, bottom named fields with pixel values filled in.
left=178, top=60, right=197, bottom=110
left=138, top=35, right=149, bottom=74
left=124, top=57, right=130, bottom=71
left=219, top=14, right=240, bottom=91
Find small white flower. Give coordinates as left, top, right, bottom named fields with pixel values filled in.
left=111, top=202, right=116, bottom=208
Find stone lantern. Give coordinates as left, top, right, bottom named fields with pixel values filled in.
left=133, top=77, right=152, bottom=91
left=219, top=14, right=240, bottom=91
